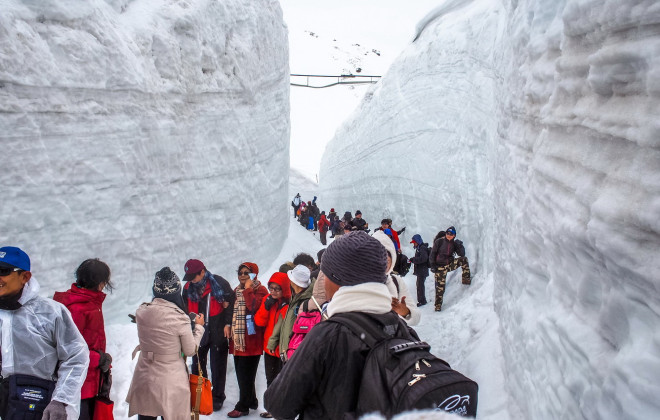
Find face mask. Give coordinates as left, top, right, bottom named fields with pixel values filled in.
left=248, top=273, right=257, bottom=281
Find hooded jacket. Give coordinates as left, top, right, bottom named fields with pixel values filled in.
left=53, top=283, right=107, bottom=399
left=1, top=278, right=89, bottom=419
left=254, top=273, right=291, bottom=357
left=409, top=234, right=430, bottom=276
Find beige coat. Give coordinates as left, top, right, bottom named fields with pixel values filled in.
left=126, top=299, right=204, bottom=420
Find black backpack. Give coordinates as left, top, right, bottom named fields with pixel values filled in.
left=394, top=253, right=411, bottom=276
left=329, top=312, right=478, bottom=418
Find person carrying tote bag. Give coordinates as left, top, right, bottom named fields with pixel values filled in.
left=190, top=347, right=213, bottom=419
left=126, top=267, right=205, bottom=420
left=92, top=369, right=113, bottom=420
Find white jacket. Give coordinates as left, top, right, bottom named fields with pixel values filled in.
left=0, top=278, right=89, bottom=419
left=372, top=230, right=421, bottom=325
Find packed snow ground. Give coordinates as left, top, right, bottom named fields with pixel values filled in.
left=320, top=0, right=660, bottom=419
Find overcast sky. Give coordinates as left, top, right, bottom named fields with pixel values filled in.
left=279, top=0, right=441, bottom=181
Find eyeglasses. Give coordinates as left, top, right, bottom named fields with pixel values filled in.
left=0, top=267, right=22, bottom=277
left=237, top=270, right=251, bottom=276
left=268, top=286, right=282, bottom=292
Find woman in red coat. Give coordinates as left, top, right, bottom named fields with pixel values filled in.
left=53, top=259, right=113, bottom=420
left=254, top=272, right=291, bottom=418
left=318, top=212, right=330, bottom=245
left=224, top=262, right=268, bottom=418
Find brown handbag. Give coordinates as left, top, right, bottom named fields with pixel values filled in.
left=189, top=348, right=213, bottom=418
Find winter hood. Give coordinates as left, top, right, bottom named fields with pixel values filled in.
left=53, top=283, right=106, bottom=307
left=267, top=272, right=292, bottom=299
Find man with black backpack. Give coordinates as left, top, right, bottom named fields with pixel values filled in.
left=264, top=231, right=394, bottom=419
left=263, top=232, right=478, bottom=419
left=429, top=226, right=472, bottom=311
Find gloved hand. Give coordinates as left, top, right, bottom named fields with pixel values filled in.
left=97, top=351, right=112, bottom=372
left=42, top=400, right=67, bottom=420
left=278, top=300, right=288, bottom=311
left=263, top=295, right=276, bottom=311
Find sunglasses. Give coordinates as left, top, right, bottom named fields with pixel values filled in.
left=0, top=267, right=22, bottom=276
left=237, top=270, right=251, bottom=276
left=268, top=286, right=282, bottom=292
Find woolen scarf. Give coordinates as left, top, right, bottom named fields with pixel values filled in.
left=187, top=270, right=227, bottom=303
left=231, top=280, right=262, bottom=352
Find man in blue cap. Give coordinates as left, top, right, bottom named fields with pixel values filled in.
left=428, top=227, right=472, bottom=311
left=0, top=246, right=89, bottom=420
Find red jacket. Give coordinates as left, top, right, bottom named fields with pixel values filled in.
left=254, top=273, right=291, bottom=356
left=229, top=284, right=269, bottom=356
left=53, top=284, right=106, bottom=399
left=318, top=215, right=330, bottom=233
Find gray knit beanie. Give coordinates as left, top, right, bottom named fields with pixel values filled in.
left=320, top=231, right=387, bottom=286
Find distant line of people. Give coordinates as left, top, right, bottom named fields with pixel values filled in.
left=290, top=194, right=472, bottom=313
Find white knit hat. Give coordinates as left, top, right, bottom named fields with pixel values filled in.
left=288, top=264, right=311, bottom=288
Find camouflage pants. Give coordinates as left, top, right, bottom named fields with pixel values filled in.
left=434, top=256, right=471, bottom=311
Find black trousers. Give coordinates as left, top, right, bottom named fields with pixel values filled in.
left=138, top=416, right=164, bottom=420
left=192, top=339, right=229, bottom=404
left=79, top=398, right=95, bottom=420
left=416, top=274, right=428, bottom=304
left=320, top=230, right=327, bottom=245
left=233, top=355, right=261, bottom=412
left=263, top=353, right=283, bottom=388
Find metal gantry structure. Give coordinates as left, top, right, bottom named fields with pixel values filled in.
left=290, top=74, right=381, bottom=88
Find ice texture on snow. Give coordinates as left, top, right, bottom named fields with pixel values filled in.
left=320, top=0, right=660, bottom=419
left=0, top=0, right=290, bottom=317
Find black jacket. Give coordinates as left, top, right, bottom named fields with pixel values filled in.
left=410, top=243, right=430, bottom=276
left=351, top=217, right=368, bottom=231
left=264, top=311, right=402, bottom=420
left=429, top=237, right=465, bottom=270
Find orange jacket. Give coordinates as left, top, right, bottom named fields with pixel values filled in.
left=254, top=272, right=291, bottom=356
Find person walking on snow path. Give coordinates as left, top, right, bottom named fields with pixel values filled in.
left=53, top=259, right=114, bottom=420
left=372, top=231, right=421, bottom=326
left=429, top=226, right=471, bottom=311
left=291, top=193, right=301, bottom=219
left=126, top=267, right=205, bottom=420
left=318, top=211, right=330, bottom=245
left=0, top=246, right=89, bottom=420
left=409, top=234, right=430, bottom=307
left=254, top=272, right=291, bottom=419
left=181, top=259, right=235, bottom=412
left=224, top=262, right=268, bottom=418
left=263, top=231, right=397, bottom=419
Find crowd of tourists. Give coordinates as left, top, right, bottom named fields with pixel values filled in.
left=0, top=199, right=473, bottom=420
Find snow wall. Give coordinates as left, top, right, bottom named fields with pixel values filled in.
left=0, top=0, right=290, bottom=316
left=319, top=0, right=660, bottom=419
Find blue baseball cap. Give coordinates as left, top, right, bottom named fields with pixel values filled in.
left=0, top=246, right=31, bottom=271
left=446, top=227, right=457, bottom=236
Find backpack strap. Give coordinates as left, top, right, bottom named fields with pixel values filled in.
left=390, top=275, right=400, bottom=294
left=328, top=312, right=411, bottom=349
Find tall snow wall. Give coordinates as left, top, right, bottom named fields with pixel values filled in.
left=319, top=0, right=660, bottom=418
left=0, top=0, right=290, bottom=316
